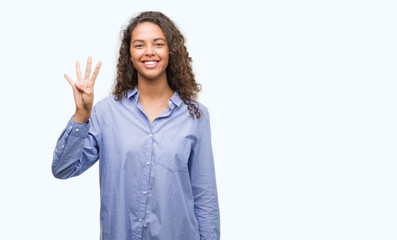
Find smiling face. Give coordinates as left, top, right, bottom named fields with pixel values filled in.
left=130, top=22, right=169, bottom=82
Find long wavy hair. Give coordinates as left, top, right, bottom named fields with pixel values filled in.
left=112, top=11, right=202, bottom=119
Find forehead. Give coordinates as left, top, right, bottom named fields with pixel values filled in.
left=131, top=22, right=166, bottom=40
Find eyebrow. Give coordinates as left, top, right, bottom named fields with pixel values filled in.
left=132, top=38, right=167, bottom=44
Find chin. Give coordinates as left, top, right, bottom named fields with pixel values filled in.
left=138, top=71, right=167, bottom=81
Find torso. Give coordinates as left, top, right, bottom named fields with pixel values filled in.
left=94, top=92, right=209, bottom=239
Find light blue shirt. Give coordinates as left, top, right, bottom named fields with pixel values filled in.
left=52, top=88, right=220, bottom=240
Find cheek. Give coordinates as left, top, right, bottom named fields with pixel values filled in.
left=130, top=51, right=136, bottom=60
left=130, top=52, right=140, bottom=66
left=130, top=48, right=141, bottom=59
left=162, top=50, right=170, bottom=63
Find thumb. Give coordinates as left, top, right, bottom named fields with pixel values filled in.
left=75, top=82, right=84, bottom=91
left=75, top=81, right=93, bottom=95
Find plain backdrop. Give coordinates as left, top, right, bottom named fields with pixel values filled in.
left=0, top=0, right=396, bottom=239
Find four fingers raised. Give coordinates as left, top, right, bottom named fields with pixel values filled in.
left=67, top=57, right=102, bottom=85
left=65, top=57, right=101, bottom=115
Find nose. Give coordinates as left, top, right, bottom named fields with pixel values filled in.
left=145, top=45, right=154, bottom=56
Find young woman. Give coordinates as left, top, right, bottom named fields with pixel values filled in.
left=52, top=11, right=220, bottom=240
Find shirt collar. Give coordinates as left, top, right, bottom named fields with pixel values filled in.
left=127, top=88, right=139, bottom=102
left=127, top=87, right=182, bottom=107
left=169, top=91, right=182, bottom=107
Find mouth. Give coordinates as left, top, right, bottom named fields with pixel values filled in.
left=142, top=60, right=160, bottom=68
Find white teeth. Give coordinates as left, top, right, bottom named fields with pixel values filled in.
left=144, top=61, right=157, bottom=65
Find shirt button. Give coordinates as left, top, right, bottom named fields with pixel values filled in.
left=138, top=218, right=143, bottom=222
left=75, top=128, right=80, bottom=132
left=149, top=134, right=153, bottom=137
left=169, top=101, right=172, bottom=105
left=69, top=126, right=73, bottom=129
left=143, top=191, right=147, bottom=195
left=61, top=145, right=65, bottom=148
left=146, top=161, right=150, bottom=166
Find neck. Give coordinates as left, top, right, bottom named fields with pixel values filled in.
left=137, top=76, right=174, bottom=101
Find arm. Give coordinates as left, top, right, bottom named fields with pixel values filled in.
left=52, top=107, right=101, bottom=179
left=52, top=57, right=102, bottom=179
left=189, top=114, right=220, bottom=240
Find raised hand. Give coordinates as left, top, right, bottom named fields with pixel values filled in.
left=64, top=56, right=102, bottom=123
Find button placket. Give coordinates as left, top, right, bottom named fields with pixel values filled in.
left=135, top=125, right=154, bottom=233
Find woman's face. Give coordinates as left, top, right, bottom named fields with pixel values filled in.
left=130, top=22, right=169, bottom=82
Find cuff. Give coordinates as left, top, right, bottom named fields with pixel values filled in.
left=66, top=115, right=91, bottom=138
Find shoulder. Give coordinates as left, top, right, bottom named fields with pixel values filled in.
left=197, top=101, right=210, bottom=121
left=178, top=98, right=209, bottom=117
left=179, top=100, right=211, bottom=133
left=193, top=101, right=212, bottom=138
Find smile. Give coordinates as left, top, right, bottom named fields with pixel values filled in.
left=142, top=61, right=159, bottom=68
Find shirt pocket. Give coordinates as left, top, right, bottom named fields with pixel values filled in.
left=156, top=138, right=192, bottom=172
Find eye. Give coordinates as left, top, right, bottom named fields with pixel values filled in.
left=155, top=43, right=165, bottom=47
left=134, top=44, right=144, bottom=48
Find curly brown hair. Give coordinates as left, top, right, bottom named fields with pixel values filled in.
left=112, top=11, right=202, bottom=119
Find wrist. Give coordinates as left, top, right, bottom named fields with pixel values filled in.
left=74, top=109, right=91, bottom=123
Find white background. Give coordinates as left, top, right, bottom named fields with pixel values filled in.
left=0, top=0, right=396, bottom=239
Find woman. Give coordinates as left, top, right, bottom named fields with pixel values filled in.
left=52, top=11, right=220, bottom=240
